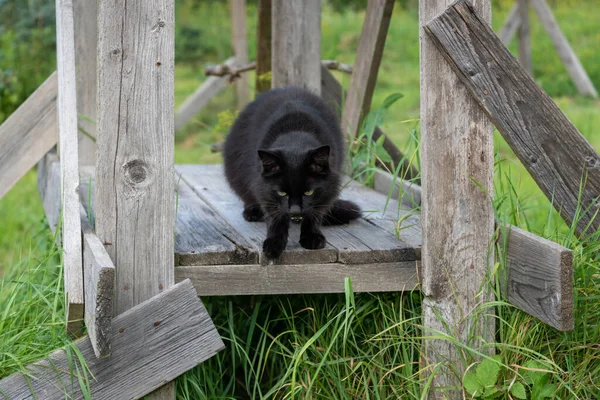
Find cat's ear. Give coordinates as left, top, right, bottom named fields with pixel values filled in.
left=258, top=150, right=281, bottom=176
left=309, top=145, right=330, bottom=174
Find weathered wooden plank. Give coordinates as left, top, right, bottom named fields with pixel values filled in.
left=97, top=1, right=176, bottom=397
left=177, top=164, right=338, bottom=265
left=425, top=0, right=600, bottom=237
left=80, top=206, right=115, bottom=358
left=176, top=262, right=418, bottom=296
left=176, top=178, right=259, bottom=266
left=0, top=280, right=224, bottom=400
left=529, top=0, right=597, bottom=98
left=73, top=0, right=97, bottom=165
left=499, top=225, right=573, bottom=331
left=370, top=168, right=422, bottom=209
left=56, top=0, right=84, bottom=336
left=175, top=57, right=236, bottom=131
left=420, top=0, right=495, bottom=396
left=272, top=0, right=321, bottom=93
left=0, top=73, right=58, bottom=201
left=230, top=0, right=250, bottom=107
left=341, top=0, right=394, bottom=141
left=498, top=2, right=519, bottom=44
left=517, top=0, right=532, bottom=74
left=255, top=0, right=272, bottom=93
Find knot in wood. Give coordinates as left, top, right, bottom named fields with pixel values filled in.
left=123, top=159, right=151, bottom=187
left=585, top=156, right=600, bottom=169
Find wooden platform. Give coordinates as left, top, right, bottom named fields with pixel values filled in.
left=79, top=164, right=421, bottom=296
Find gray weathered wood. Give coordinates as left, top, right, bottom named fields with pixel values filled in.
left=0, top=73, right=58, bottom=201
left=230, top=0, right=250, bottom=107
left=425, top=0, right=600, bottom=237
left=255, top=0, right=272, bottom=93
left=0, top=280, right=224, bottom=400
left=175, top=57, right=236, bottom=131
left=176, top=262, right=418, bottom=296
left=80, top=206, right=115, bottom=358
left=518, top=0, right=532, bottom=74
left=498, top=225, right=573, bottom=331
left=529, top=0, right=597, bottom=97
left=420, top=0, right=495, bottom=396
left=56, top=0, right=84, bottom=336
left=341, top=0, right=394, bottom=141
left=73, top=0, right=97, bottom=165
left=176, top=177, right=259, bottom=266
left=498, top=2, right=520, bottom=45
left=97, top=2, right=176, bottom=397
left=272, top=0, right=321, bottom=93
left=371, top=169, right=422, bottom=209
left=37, top=151, right=62, bottom=235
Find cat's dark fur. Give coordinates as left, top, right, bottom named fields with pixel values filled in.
left=223, top=86, right=361, bottom=259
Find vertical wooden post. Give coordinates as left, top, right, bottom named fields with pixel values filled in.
left=419, top=0, right=495, bottom=397
left=55, top=0, right=84, bottom=336
left=97, top=1, right=175, bottom=398
left=272, top=0, right=321, bottom=94
left=341, top=0, right=394, bottom=141
left=73, top=0, right=97, bottom=165
left=517, top=0, right=532, bottom=75
left=230, top=0, right=250, bottom=107
left=255, top=0, right=272, bottom=94
left=498, top=2, right=520, bottom=45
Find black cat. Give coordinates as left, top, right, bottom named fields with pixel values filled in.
left=223, top=86, right=361, bottom=260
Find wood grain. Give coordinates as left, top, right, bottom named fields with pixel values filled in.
left=37, top=151, right=62, bottom=236
left=425, top=0, right=600, bottom=237
left=341, top=0, right=394, bottom=141
left=73, top=0, right=97, bottom=165
left=0, top=280, right=224, bottom=400
left=255, top=0, right=272, bottom=93
left=272, top=0, right=321, bottom=93
left=420, top=0, right=495, bottom=396
left=230, top=0, right=250, bottom=107
left=517, top=0, right=532, bottom=74
left=497, top=2, right=519, bottom=44
left=0, top=72, right=57, bottom=201
left=80, top=207, right=115, bottom=358
left=56, top=0, right=84, bottom=336
left=176, top=262, right=418, bottom=296
left=96, top=1, right=176, bottom=397
left=175, top=57, right=236, bottom=131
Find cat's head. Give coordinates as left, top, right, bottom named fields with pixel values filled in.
left=257, top=144, right=339, bottom=222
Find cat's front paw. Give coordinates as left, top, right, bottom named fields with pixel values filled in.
left=263, top=237, right=286, bottom=259
left=300, top=233, right=326, bottom=250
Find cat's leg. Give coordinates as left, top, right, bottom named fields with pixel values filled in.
left=263, top=217, right=289, bottom=259
left=243, top=203, right=264, bottom=222
left=300, top=216, right=326, bottom=250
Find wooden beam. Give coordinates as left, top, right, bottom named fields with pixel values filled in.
left=498, top=2, right=520, bottom=44
left=518, top=0, right=532, bottom=75
left=420, top=0, right=495, bottom=395
left=255, top=0, right=272, bottom=93
left=73, top=0, right=97, bottom=165
left=272, top=0, right=321, bottom=93
left=0, top=280, right=224, bottom=400
left=97, top=1, right=177, bottom=398
left=230, top=0, right=250, bottom=107
left=0, top=72, right=57, bottom=201
left=176, top=262, right=418, bottom=296
left=175, top=57, right=236, bottom=131
left=56, top=0, right=84, bottom=336
left=370, top=168, right=422, bottom=209
left=529, top=0, right=598, bottom=98
left=37, top=151, right=61, bottom=235
left=341, top=0, right=394, bottom=141
left=425, top=0, right=600, bottom=237
left=80, top=207, right=115, bottom=358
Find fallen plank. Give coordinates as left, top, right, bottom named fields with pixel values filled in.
left=0, top=280, right=224, bottom=400
left=176, top=262, right=418, bottom=296
left=0, top=72, right=57, bottom=200
left=80, top=207, right=115, bottom=358
left=425, top=0, right=600, bottom=237
left=175, top=57, right=236, bottom=131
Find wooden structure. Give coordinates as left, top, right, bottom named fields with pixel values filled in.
left=1, top=0, right=595, bottom=398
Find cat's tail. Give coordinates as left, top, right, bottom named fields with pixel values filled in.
left=323, top=199, right=362, bottom=226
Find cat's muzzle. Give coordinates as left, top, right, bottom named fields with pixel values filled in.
left=290, top=214, right=303, bottom=223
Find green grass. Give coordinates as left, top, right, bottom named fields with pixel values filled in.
left=1, top=0, right=600, bottom=398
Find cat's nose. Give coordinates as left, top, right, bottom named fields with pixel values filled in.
left=289, top=205, right=303, bottom=222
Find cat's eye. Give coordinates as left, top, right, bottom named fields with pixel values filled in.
left=277, top=191, right=287, bottom=197
left=304, top=189, right=314, bottom=196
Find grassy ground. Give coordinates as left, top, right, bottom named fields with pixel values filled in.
left=1, top=0, right=599, bottom=398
